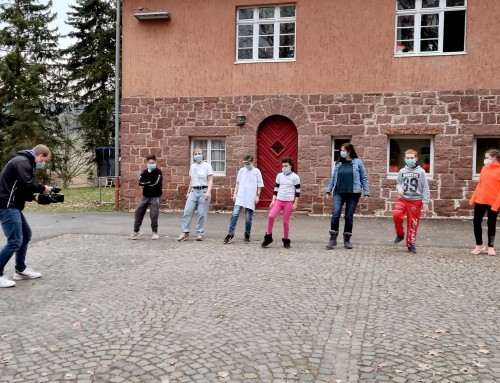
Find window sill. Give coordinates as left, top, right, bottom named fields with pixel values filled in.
left=235, top=59, right=296, bottom=64
left=213, top=172, right=226, bottom=177
left=394, top=51, right=467, bottom=58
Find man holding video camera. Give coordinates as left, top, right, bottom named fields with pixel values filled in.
left=0, top=144, right=54, bottom=288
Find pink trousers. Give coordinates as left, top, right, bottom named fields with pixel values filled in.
left=266, top=200, right=294, bottom=239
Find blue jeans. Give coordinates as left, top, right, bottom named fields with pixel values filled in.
left=228, top=205, right=254, bottom=238
left=0, top=208, right=32, bottom=276
left=181, top=189, right=211, bottom=235
left=331, top=193, right=361, bottom=233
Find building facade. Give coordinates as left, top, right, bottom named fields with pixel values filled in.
left=120, top=0, right=500, bottom=217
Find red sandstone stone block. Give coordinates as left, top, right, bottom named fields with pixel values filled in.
left=460, top=96, right=479, bottom=112
left=429, top=115, right=449, bottom=123
left=308, top=95, right=320, bottom=105
left=342, top=105, right=355, bottom=113
left=411, top=98, right=424, bottom=105
left=384, top=97, right=397, bottom=106
left=320, top=94, right=335, bottom=104
left=329, top=105, right=342, bottom=114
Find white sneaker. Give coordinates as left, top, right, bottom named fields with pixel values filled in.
left=0, top=276, right=16, bottom=288
left=13, top=268, right=42, bottom=280
left=152, top=233, right=159, bottom=240
left=129, top=231, right=142, bottom=240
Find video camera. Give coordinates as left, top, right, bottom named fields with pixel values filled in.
left=38, top=187, right=65, bottom=205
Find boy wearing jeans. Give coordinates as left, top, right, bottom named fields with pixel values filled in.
left=224, top=154, right=264, bottom=244
left=393, top=149, right=430, bottom=253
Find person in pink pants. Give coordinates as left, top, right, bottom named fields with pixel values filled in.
left=261, top=157, right=301, bottom=249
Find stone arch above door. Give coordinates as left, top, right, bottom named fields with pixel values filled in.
left=244, top=97, right=309, bottom=130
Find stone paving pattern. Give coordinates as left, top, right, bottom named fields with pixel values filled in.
left=1, top=226, right=499, bottom=383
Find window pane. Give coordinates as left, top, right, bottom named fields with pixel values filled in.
left=397, top=15, right=415, bottom=27
left=280, top=35, right=295, bottom=46
left=389, top=139, right=432, bottom=173
left=259, top=23, right=274, bottom=35
left=258, top=48, right=273, bottom=59
left=443, top=10, right=465, bottom=52
left=238, top=37, right=253, bottom=48
left=280, top=5, right=296, bottom=17
left=238, top=49, right=252, bottom=60
left=333, top=139, right=351, bottom=162
left=397, top=0, right=415, bottom=10
left=238, top=8, right=254, bottom=20
left=211, top=140, right=225, bottom=150
left=421, top=26, right=439, bottom=38
left=396, top=40, right=414, bottom=52
left=476, top=138, right=500, bottom=174
left=421, top=39, right=438, bottom=51
left=259, top=7, right=274, bottom=19
left=446, top=0, right=465, bottom=6
left=238, top=25, right=253, bottom=37
left=279, top=47, right=295, bottom=58
left=397, top=28, right=414, bottom=40
left=421, top=13, right=439, bottom=26
left=193, top=140, right=207, bottom=150
left=259, top=36, right=274, bottom=47
left=422, top=0, right=439, bottom=7
left=280, top=22, right=295, bottom=34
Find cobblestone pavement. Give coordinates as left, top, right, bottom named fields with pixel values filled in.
left=1, top=219, right=499, bottom=383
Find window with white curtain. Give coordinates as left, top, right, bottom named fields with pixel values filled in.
left=191, top=138, right=226, bottom=175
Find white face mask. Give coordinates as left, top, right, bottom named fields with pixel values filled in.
left=484, top=158, right=493, bottom=166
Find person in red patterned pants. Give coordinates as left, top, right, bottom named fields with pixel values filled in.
left=393, top=149, right=430, bottom=254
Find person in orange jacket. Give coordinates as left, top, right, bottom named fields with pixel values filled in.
left=469, top=149, right=500, bottom=256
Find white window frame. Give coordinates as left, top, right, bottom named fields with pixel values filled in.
left=235, top=4, right=296, bottom=63
left=473, top=136, right=500, bottom=179
left=191, top=138, right=226, bottom=176
left=394, top=0, right=467, bottom=57
left=387, top=136, right=434, bottom=179
left=331, top=137, right=351, bottom=170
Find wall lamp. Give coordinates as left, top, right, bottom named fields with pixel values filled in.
left=236, top=113, right=246, bottom=126
left=135, top=11, right=170, bottom=20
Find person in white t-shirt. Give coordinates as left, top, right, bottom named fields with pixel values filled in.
left=223, top=154, right=264, bottom=244
left=178, top=148, right=213, bottom=241
left=261, top=157, right=301, bottom=249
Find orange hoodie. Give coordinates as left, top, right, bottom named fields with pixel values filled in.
left=470, top=162, right=500, bottom=211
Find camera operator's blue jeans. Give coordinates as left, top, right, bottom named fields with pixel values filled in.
left=228, top=205, right=253, bottom=238
left=331, top=192, right=361, bottom=233
left=0, top=208, right=32, bottom=276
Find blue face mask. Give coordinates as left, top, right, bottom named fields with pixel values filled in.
left=36, top=162, right=46, bottom=170
left=193, top=154, right=203, bottom=162
left=282, top=168, right=292, bottom=175
left=340, top=150, right=348, bottom=159
left=147, top=163, right=156, bottom=170
left=244, top=164, right=252, bottom=170
left=405, top=159, right=416, bottom=167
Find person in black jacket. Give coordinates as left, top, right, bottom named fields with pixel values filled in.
left=0, top=145, right=53, bottom=288
left=129, top=154, right=163, bottom=240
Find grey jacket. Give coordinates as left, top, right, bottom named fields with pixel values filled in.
left=396, top=165, right=430, bottom=205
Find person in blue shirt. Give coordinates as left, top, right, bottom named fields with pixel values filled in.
left=325, top=143, right=370, bottom=249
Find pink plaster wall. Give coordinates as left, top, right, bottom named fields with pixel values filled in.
left=122, top=0, right=500, bottom=98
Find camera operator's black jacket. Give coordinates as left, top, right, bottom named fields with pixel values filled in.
left=139, top=168, right=163, bottom=198
left=0, top=150, right=46, bottom=211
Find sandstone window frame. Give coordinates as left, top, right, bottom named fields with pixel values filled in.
left=191, top=138, right=226, bottom=176
left=473, top=137, right=500, bottom=178
left=395, top=0, right=467, bottom=57
left=236, top=4, right=296, bottom=63
left=387, top=136, right=433, bottom=179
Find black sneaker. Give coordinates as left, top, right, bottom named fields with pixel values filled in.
left=244, top=235, right=250, bottom=243
left=408, top=244, right=417, bottom=253
left=394, top=236, right=404, bottom=244
left=224, top=234, right=234, bottom=244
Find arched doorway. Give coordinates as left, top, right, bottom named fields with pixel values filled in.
left=257, top=115, right=298, bottom=209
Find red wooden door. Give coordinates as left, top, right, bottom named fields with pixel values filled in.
left=257, top=116, right=298, bottom=209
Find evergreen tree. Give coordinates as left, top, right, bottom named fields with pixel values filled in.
left=0, top=0, right=62, bottom=166
left=63, top=0, right=116, bottom=152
